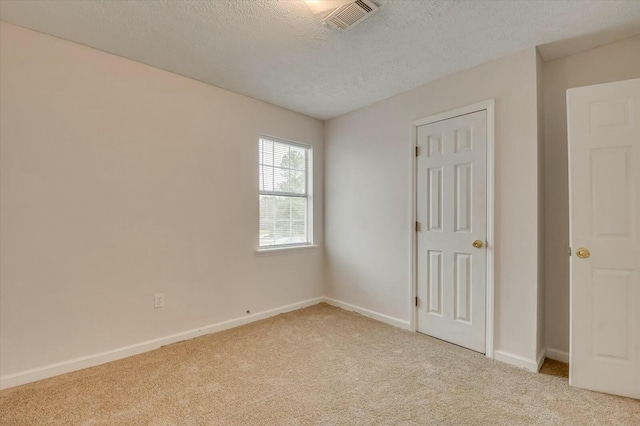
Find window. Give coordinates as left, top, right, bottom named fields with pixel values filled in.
left=258, top=137, right=311, bottom=248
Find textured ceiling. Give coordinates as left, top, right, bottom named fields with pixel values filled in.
left=1, top=0, right=640, bottom=120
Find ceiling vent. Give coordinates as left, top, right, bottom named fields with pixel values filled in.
left=323, top=0, right=378, bottom=31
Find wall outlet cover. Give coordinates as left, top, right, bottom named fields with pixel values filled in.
left=154, top=293, right=165, bottom=308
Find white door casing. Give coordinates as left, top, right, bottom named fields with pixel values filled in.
left=568, top=78, right=640, bottom=399
left=416, top=110, right=488, bottom=353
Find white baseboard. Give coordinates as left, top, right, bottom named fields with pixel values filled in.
left=323, top=297, right=411, bottom=330
left=494, top=350, right=539, bottom=373
left=536, top=348, right=547, bottom=372
left=0, top=296, right=324, bottom=390
left=546, top=347, right=569, bottom=363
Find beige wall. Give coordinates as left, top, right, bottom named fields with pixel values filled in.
left=0, top=22, right=324, bottom=380
left=324, top=48, right=543, bottom=365
left=543, top=35, right=640, bottom=355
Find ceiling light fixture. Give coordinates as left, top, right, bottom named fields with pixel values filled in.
left=304, top=0, right=352, bottom=15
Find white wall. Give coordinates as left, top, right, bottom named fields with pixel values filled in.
left=543, top=35, right=640, bottom=356
left=0, top=22, right=324, bottom=381
left=324, top=48, right=543, bottom=365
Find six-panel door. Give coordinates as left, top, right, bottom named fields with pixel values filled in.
left=416, top=110, right=487, bottom=353
left=568, top=78, right=640, bottom=399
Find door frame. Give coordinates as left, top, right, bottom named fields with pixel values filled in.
left=409, top=99, right=496, bottom=359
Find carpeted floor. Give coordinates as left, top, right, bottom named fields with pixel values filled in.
left=1, top=303, right=638, bottom=425
left=539, top=359, right=569, bottom=379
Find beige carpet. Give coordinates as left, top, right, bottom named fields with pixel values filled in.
left=539, top=359, right=569, bottom=379
left=1, top=303, right=638, bottom=425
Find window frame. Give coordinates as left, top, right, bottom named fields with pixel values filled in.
left=257, top=135, right=314, bottom=251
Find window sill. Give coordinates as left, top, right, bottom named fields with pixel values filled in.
left=254, top=245, right=319, bottom=257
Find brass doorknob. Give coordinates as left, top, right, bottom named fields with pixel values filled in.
left=472, top=240, right=484, bottom=249
left=576, top=247, right=591, bottom=259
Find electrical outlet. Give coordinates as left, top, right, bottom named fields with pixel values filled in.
left=154, top=293, right=165, bottom=308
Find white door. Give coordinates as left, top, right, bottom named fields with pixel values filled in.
left=568, top=78, right=640, bottom=399
left=416, top=110, right=487, bottom=353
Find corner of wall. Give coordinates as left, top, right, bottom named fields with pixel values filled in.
left=535, top=47, right=546, bottom=360
left=542, top=34, right=640, bottom=356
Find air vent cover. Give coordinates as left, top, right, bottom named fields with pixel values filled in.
left=323, top=0, right=379, bottom=31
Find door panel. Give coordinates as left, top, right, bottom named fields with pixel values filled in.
left=568, top=78, right=640, bottom=399
left=591, top=148, right=631, bottom=237
left=428, top=167, right=443, bottom=231
left=592, top=269, right=633, bottom=361
left=416, top=110, right=487, bottom=353
left=454, top=253, right=472, bottom=323
left=428, top=250, right=443, bottom=315
left=455, top=163, right=472, bottom=232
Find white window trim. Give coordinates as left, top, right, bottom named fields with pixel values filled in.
left=257, top=135, right=314, bottom=251
left=254, top=244, right=319, bottom=256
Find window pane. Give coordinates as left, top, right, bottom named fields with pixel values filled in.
left=259, top=165, right=274, bottom=192
left=276, top=196, right=291, bottom=219
left=274, top=167, right=289, bottom=193
left=289, top=170, right=305, bottom=194
left=291, top=221, right=306, bottom=242
left=289, top=146, right=306, bottom=171
left=259, top=137, right=310, bottom=247
left=275, top=220, right=291, bottom=241
left=259, top=195, right=276, bottom=246
left=260, top=139, right=274, bottom=166
left=273, top=143, right=289, bottom=170
left=291, top=197, right=306, bottom=221
left=259, top=195, right=307, bottom=247
left=259, top=138, right=308, bottom=196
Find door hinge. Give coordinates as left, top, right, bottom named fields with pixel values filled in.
left=415, top=296, right=419, bottom=307
left=415, top=222, right=421, bottom=232
left=415, top=146, right=421, bottom=157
